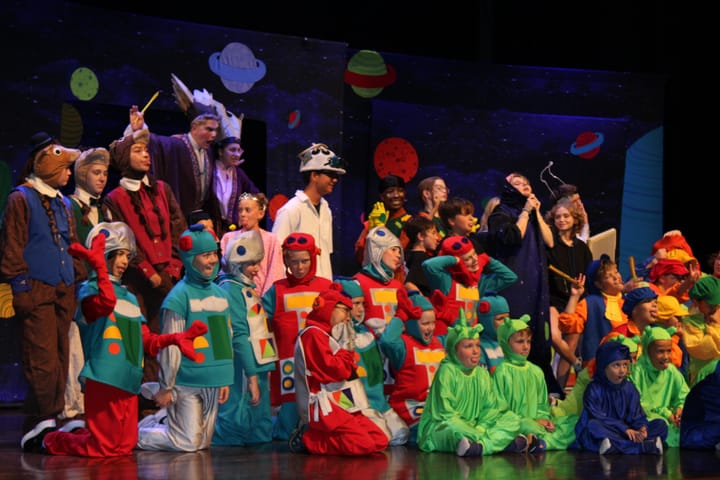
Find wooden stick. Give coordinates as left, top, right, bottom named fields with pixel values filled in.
left=140, top=90, right=161, bottom=114
left=548, top=264, right=582, bottom=287
left=628, top=256, right=637, bottom=281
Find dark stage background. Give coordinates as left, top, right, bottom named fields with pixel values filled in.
left=0, top=0, right=711, bottom=402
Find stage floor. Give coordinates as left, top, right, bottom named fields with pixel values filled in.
left=2, top=406, right=719, bottom=479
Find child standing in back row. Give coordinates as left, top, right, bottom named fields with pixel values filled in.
left=262, top=233, right=332, bottom=440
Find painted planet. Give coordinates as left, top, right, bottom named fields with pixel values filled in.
left=268, top=193, right=289, bottom=222
left=69, top=67, right=98, bottom=101
left=570, top=131, right=604, bottom=159
left=288, top=109, right=301, bottom=129
left=209, top=42, right=266, bottom=94
left=373, top=137, right=418, bottom=182
left=60, top=102, right=83, bottom=147
left=344, top=50, right=396, bottom=99
left=0, top=282, right=14, bottom=318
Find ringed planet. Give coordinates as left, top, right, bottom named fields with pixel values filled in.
left=570, top=131, right=604, bottom=159
left=209, top=42, right=266, bottom=94
left=344, top=50, right=396, bottom=99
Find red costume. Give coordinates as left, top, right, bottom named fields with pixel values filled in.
left=295, top=285, right=389, bottom=455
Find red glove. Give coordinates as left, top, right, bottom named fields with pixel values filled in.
left=69, top=234, right=108, bottom=274
left=144, top=320, right=209, bottom=362
left=395, top=287, right=423, bottom=321
left=477, top=252, right=491, bottom=272
left=70, top=234, right=116, bottom=317
left=431, top=289, right=463, bottom=327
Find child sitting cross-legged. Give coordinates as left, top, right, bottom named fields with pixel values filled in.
left=493, top=314, right=577, bottom=451
left=571, top=340, right=667, bottom=455
left=416, top=311, right=538, bottom=457
left=630, top=325, right=688, bottom=448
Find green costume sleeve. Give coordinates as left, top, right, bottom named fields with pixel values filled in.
left=551, top=368, right=591, bottom=417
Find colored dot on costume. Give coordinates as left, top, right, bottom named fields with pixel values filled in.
left=439, top=235, right=473, bottom=256
left=180, top=235, right=194, bottom=251
left=108, top=343, right=120, bottom=355
left=282, top=360, right=293, bottom=374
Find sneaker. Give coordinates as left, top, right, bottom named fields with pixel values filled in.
left=643, top=436, right=663, bottom=455
left=528, top=435, right=547, bottom=454
left=456, top=437, right=471, bottom=456
left=288, top=424, right=309, bottom=454
left=504, top=434, right=529, bottom=453
left=58, top=419, right=86, bottom=433
left=456, top=437, right=483, bottom=457
left=599, top=437, right=612, bottom=455
left=21, top=419, right=57, bottom=453
left=140, top=382, right=160, bottom=400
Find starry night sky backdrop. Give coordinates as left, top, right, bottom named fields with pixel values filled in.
left=0, top=1, right=704, bottom=402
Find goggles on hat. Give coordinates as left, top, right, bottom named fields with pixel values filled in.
left=285, top=235, right=309, bottom=245
left=324, top=155, right=347, bottom=170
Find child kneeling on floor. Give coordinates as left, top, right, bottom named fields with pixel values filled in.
left=291, top=284, right=389, bottom=455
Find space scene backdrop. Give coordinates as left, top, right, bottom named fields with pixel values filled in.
left=0, top=1, right=666, bottom=401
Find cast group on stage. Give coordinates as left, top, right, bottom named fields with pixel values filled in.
left=4, top=105, right=720, bottom=459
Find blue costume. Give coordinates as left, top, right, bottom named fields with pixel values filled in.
left=680, top=359, right=720, bottom=449
left=486, top=178, right=558, bottom=396
left=571, top=341, right=667, bottom=454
